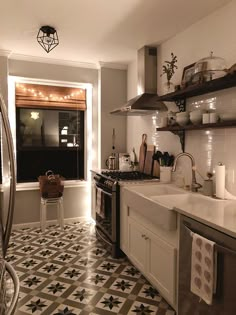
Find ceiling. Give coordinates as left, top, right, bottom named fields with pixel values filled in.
left=0, top=0, right=232, bottom=67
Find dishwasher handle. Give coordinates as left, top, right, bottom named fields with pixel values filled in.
left=184, top=223, right=236, bottom=257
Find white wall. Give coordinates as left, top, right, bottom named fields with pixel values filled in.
left=3, top=59, right=126, bottom=225
left=127, top=0, right=236, bottom=193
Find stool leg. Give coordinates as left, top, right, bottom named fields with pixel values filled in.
left=41, top=200, right=46, bottom=232
left=59, top=198, right=64, bottom=230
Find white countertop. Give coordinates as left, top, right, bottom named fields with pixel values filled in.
left=123, top=181, right=236, bottom=238
left=174, top=198, right=236, bottom=238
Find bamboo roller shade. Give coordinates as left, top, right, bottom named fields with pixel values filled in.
left=15, top=83, right=86, bottom=110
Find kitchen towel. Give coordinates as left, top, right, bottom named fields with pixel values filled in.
left=215, top=163, right=225, bottom=199
left=190, top=233, right=216, bottom=305
left=96, top=187, right=105, bottom=218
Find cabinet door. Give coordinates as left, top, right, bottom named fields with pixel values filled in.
left=128, top=217, right=147, bottom=273
left=146, top=231, right=176, bottom=306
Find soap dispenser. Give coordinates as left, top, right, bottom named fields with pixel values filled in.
left=203, top=172, right=214, bottom=197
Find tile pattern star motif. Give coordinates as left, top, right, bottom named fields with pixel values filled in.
left=6, top=221, right=175, bottom=315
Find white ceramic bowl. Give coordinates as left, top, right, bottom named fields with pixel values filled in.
left=220, top=113, right=236, bottom=121
left=176, top=111, right=189, bottom=118
left=190, top=109, right=206, bottom=116
left=190, top=115, right=202, bottom=125
left=176, top=116, right=189, bottom=126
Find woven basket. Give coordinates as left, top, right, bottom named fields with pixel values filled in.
left=38, top=170, right=65, bottom=198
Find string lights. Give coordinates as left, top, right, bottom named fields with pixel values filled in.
left=16, top=83, right=84, bottom=102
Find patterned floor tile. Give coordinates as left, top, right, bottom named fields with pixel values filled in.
left=127, top=301, right=159, bottom=315
left=96, top=260, right=120, bottom=273
left=58, top=267, right=86, bottom=281
left=41, top=280, right=71, bottom=297
left=21, top=275, right=48, bottom=289
left=67, top=286, right=97, bottom=304
left=52, top=304, right=82, bottom=315
left=109, top=277, right=137, bottom=294
left=95, top=293, right=126, bottom=313
left=83, top=272, right=110, bottom=287
left=37, top=262, right=64, bottom=275
left=8, top=221, right=175, bottom=315
left=138, top=284, right=162, bottom=302
left=17, top=296, right=52, bottom=314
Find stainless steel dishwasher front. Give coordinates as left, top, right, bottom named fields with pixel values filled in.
left=178, top=214, right=236, bottom=315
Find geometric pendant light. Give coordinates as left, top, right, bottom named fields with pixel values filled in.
left=37, top=25, right=59, bottom=53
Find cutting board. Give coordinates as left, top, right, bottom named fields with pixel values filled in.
left=139, top=134, right=147, bottom=173
left=143, top=145, right=155, bottom=175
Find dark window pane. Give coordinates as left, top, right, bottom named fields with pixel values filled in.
left=16, top=107, right=84, bottom=182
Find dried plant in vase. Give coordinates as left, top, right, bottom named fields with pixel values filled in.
left=161, top=52, right=178, bottom=93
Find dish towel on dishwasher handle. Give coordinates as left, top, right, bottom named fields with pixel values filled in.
left=96, top=187, right=105, bottom=219
left=190, top=232, right=217, bottom=305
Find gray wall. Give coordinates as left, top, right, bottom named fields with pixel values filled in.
left=100, top=67, right=127, bottom=168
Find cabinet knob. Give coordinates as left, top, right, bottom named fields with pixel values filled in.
left=141, top=234, right=145, bottom=238
left=144, top=236, right=149, bottom=240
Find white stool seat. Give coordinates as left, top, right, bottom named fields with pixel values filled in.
left=40, top=196, right=64, bottom=232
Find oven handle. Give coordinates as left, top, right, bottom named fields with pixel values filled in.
left=184, top=223, right=236, bottom=256
left=95, top=184, right=112, bottom=197
left=95, top=226, right=112, bottom=246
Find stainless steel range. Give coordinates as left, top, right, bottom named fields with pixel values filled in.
left=92, top=170, right=156, bottom=258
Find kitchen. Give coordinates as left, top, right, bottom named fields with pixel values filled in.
left=1, top=0, right=236, bottom=314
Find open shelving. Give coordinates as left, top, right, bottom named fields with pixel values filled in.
left=157, top=72, right=236, bottom=102
left=155, top=72, right=236, bottom=151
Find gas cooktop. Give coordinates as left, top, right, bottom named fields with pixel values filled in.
left=101, top=170, right=155, bottom=181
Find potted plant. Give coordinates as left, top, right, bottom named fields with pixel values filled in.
left=161, top=52, right=178, bottom=93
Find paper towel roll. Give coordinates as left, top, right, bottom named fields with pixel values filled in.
left=215, top=163, right=225, bottom=199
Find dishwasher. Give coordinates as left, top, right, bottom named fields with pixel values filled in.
left=178, top=215, right=236, bottom=315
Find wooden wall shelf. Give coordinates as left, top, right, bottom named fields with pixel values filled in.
left=158, top=73, right=236, bottom=102
left=156, top=120, right=236, bottom=132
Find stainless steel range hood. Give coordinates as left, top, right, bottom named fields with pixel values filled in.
left=110, top=46, right=167, bottom=116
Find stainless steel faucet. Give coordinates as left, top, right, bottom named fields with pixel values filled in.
left=172, top=152, right=202, bottom=192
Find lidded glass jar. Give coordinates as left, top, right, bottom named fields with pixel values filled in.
left=193, top=52, right=227, bottom=82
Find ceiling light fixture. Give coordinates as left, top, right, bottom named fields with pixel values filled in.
left=37, top=25, right=59, bottom=53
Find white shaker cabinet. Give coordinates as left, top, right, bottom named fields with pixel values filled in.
left=120, top=185, right=178, bottom=309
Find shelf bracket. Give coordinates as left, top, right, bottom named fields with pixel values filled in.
left=174, top=98, right=186, bottom=151
left=170, top=130, right=185, bottom=152
left=175, top=99, right=186, bottom=112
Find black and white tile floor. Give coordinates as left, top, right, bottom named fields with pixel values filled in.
left=6, top=221, right=175, bottom=315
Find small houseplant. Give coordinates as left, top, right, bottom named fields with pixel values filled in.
left=161, top=52, right=178, bottom=93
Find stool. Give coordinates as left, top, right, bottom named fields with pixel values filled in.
left=40, top=196, right=64, bottom=232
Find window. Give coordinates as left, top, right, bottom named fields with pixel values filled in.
left=15, top=83, right=86, bottom=183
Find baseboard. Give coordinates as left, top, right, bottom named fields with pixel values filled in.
left=12, top=216, right=93, bottom=230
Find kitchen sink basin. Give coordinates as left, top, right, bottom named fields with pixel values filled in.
left=123, top=183, right=229, bottom=231
left=151, top=193, right=227, bottom=212
left=123, top=183, right=187, bottom=231
left=125, top=183, right=185, bottom=197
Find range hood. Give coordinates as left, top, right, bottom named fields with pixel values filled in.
left=110, top=46, right=167, bottom=116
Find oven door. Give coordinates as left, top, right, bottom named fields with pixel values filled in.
left=95, top=184, right=117, bottom=243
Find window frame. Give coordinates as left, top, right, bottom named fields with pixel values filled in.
left=8, top=76, right=93, bottom=186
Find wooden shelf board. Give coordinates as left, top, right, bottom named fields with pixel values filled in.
left=158, top=73, right=236, bottom=102
left=156, top=121, right=236, bottom=132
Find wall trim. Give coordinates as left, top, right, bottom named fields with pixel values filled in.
left=9, top=53, right=98, bottom=69
left=12, top=216, right=94, bottom=230
left=0, top=49, right=12, bottom=57
left=99, top=61, right=128, bottom=70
